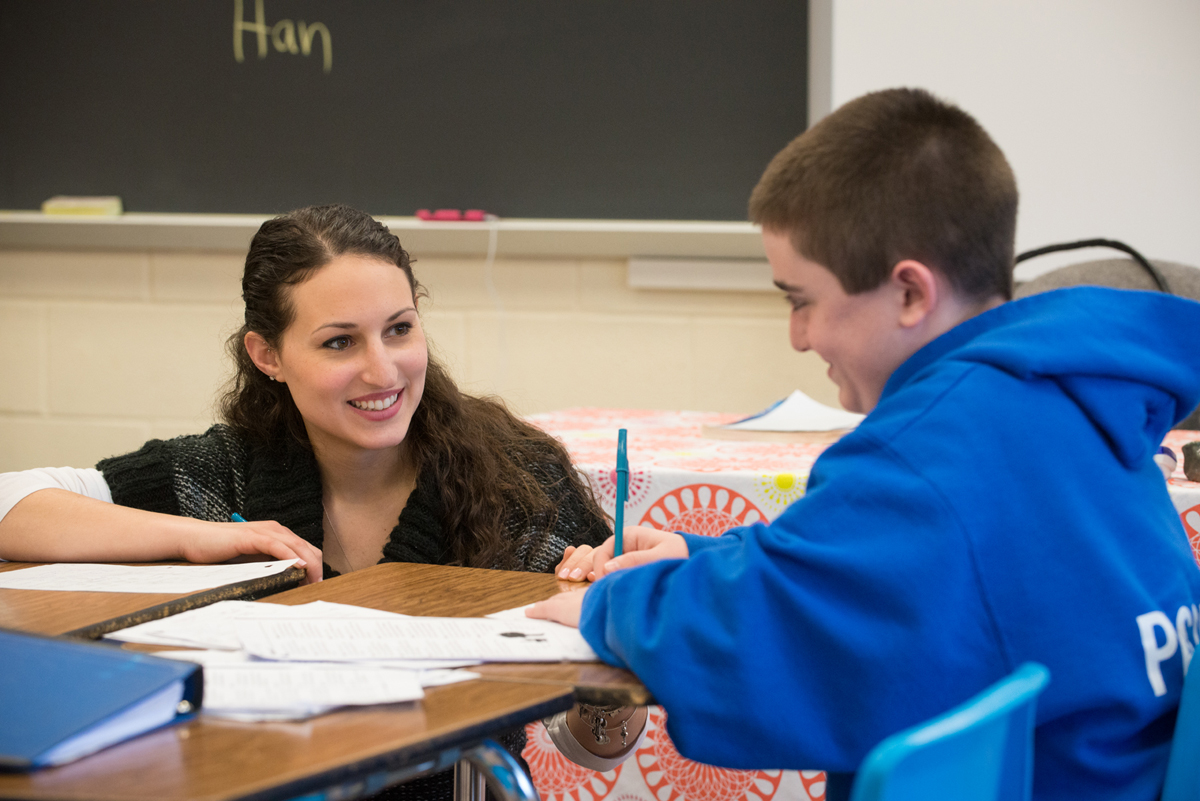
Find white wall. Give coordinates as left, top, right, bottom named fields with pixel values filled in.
left=826, top=0, right=1200, bottom=279
left=0, top=248, right=835, bottom=472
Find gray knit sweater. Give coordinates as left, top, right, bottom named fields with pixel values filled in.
left=97, top=424, right=610, bottom=579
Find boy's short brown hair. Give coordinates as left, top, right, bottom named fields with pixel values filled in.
left=749, top=87, right=1017, bottom=301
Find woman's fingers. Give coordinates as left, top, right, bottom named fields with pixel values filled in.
left=246, top=525, right=323, bottom=584
left=180, top=520, right=323, bottom=584
left=555, top=544, right=596, bottom=581
left=553, top=545, right=577, bottom=576
left=249, top=531, right=323, bottom=584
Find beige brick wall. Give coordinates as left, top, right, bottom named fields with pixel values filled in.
left=0, top=248, right=837, bottom=472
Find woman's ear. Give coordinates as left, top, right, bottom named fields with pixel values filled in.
left=891, top=260, right=940, bottom=329
left=244, top=331, right=285, bottom=383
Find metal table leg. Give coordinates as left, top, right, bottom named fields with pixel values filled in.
left=454, top=740, right=539, bottom=801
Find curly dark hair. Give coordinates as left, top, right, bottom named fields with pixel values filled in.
left=220, top=204, right=605, bottom=569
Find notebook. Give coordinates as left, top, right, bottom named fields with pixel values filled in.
left=0, top=628, right=202, bottom=769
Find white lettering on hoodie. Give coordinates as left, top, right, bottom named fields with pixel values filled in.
left=1138, top=605, right=1200, bottom=696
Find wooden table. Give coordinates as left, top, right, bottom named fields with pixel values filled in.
left=0, top=561, right=306, bottom=639
left=0, top=562, right=650, bottom=801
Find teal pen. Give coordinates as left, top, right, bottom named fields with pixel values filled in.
left=614, top=428, right=629, bottom=557
left=231, top=513, right=247, bottom=522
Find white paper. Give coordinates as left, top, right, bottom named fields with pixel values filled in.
left=155, top=649, right=481, bottom=679
left=155, top=649, right=254, bottom=666
left=418, top=668, right=481, bottom=688
left=236, top=616, right=598, bottom=663
left=204, top=709, right=330, bottom=723
left=106, top=601, right=264, bottom=649
left=0, top=560, right=297, bottom=593
left=107, top=599, right=409, bottom=650
left=155, top=650, right=476, bottom=720
left=201, top=663, right=424, bottom=713
left=487, top=602, right=598, bottom=659
left=724, top=390, right=864, bottom=432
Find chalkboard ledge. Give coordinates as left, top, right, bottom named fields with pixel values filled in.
left=0, top=212, right=764, bottom=260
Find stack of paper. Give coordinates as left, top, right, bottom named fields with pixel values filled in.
left=106, top=599, right=594, bottom=721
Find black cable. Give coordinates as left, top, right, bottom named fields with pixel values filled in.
left=1015, top=238, right=1171, bottom=294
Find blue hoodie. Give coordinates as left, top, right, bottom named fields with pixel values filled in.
left=580, top=287, right=1200, bottom=800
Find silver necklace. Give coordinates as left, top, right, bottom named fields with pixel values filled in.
left=322, top=508, right=356, bottom=573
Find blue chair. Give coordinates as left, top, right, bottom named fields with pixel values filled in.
left=849, top=663, right=1050, bottom=801
left=1162, top=663, right=1200, bottom=801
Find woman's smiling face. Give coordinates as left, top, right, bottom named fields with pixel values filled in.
left=270, top=253, right=428, bottom=458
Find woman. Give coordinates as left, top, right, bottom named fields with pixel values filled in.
left=0, top=204, right=646, bottom=797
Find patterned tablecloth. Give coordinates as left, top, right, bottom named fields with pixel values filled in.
left=517, top=408, right=1200, bottom=801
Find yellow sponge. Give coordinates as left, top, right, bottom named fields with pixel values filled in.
left=41, top=196, right=123, bottom=216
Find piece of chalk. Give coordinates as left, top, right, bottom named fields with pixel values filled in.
left=415, top=208, right=495, bottom=222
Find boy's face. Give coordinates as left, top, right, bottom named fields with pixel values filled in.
left=764, top=230, right=911, bottom=414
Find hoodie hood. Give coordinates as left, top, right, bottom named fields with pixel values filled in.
left=883, top=286, right=1200, bottom=467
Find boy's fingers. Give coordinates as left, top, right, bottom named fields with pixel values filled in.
left=594, top=550, right=652, bottom=578
left=594, top=537, right=687, bottom=578
left=525, top=589, right=585, bottom=628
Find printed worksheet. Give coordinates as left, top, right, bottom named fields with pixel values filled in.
left=107, top=599, right=407, bottom=650
left=0, top=560, right=297, bottom=593
left=236, top=616, right=598, bottom=663
left=200, top=662, right=425, bottom=717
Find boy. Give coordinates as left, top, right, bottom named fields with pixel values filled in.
left=530, top=88, right=1200, bottom=799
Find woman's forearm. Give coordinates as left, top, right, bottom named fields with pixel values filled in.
left=0, top=489, right=197, bottom=562
left=0, top=489, right=324, bottom=583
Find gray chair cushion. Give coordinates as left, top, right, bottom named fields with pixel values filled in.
left=1015, top=258, right=1200, bottom=301
left=1014, top=258, right=1200, bottom=430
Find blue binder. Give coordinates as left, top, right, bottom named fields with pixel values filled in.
left=0, top=628, right=203, bottom=770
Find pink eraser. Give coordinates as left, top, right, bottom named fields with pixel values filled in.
left=415, top=209, right=434, bottom=220
left=432, top=209, right=463, bottom=221
left=463, top=209, right=487, bottom=221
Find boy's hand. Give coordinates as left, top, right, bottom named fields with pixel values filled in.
left=526, top=587, right=587, bottom=628
left=555, top=526, right=689, bottom=583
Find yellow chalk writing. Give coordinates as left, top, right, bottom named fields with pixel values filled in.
left=299, top=21, right=332, bottom=73
left=234, top=0, right=331, bottom=74
left=272, top=20, right=299, bottom=54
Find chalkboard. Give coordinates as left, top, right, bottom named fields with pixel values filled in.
left=0, top=2, right=807, bottom=220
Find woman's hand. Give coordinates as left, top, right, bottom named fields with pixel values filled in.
left=555, top=544, right=598, bottom=581
left=178, top=519, right=324, bottom=584
left=554, top=526, right=690, bottom=583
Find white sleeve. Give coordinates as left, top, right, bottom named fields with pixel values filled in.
left=0, top=467, right=113, bottom=523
